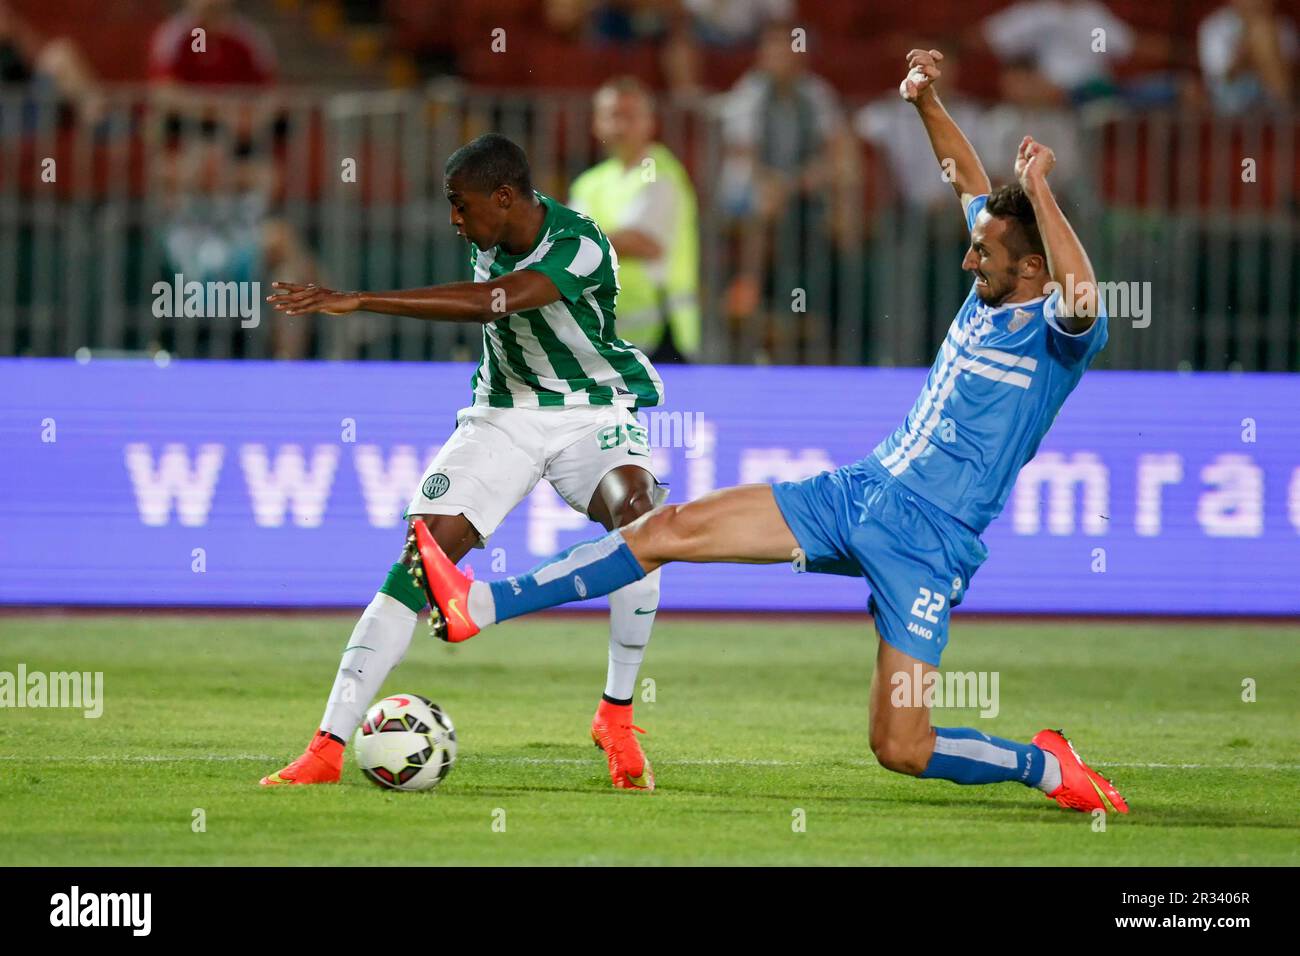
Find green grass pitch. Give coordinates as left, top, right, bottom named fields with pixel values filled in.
left=0, top=613, right=1296, bottom=866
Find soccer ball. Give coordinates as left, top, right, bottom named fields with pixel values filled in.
left=354, top=694, right=457, bottom=791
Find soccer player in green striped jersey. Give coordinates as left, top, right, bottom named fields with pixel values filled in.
left=261, top=133, right=666, bottom=790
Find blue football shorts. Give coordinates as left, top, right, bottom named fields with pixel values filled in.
left=771, top=457, right=988, bottom=666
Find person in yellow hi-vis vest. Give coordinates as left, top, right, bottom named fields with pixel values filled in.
left=570, top=76, right=701, bottom=363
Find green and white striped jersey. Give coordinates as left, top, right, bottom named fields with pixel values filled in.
left=467, top=193, right=664, bottom=409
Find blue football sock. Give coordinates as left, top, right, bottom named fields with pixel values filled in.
left=487, top=530, right=646, bottom=623
left=919, top=727, right=1046, bottom=787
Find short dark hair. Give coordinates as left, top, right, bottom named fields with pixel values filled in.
left=444, top=133, right=533, bottom=196
left=984, top=184, right=1044, bottom=261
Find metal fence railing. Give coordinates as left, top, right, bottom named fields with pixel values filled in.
left=1, top=86, right=1296, bottom=370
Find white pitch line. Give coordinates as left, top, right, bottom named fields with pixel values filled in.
left=0, top=754, right=281, bottom=763
left=0, top=755, right=1295, bottom=770
left=465, top=757, right=1300, bottom=771
left=1104, top=761, right=1300, bottom=770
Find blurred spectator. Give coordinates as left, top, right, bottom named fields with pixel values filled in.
left=665, top=0, right=799, bottom=98
left=148, top=2, right=318, bottom=358
left=148, top=0, right=277, bottom=89
left=1199, top=0, right=1297, bottom=114
left=544, top=0, right=702, bottom=97
left=545, top=0, right=592, bottom=39
left=661, top=24, right=705, bottom=99
left=590, top=0, right=674, bottom=44
left=718, top=20, right=846, bottom=219
left=0, top=0, right=102, bottom=122
left=977, top=0, right=1183, bottom=109
left=684, top=0, right=792, bottom=46
left=570, top=76, right=701, bottom=362
left=717, top=20, right=852, bottom=360
left=148, top=0, right=283, bottom=152
left=156, top=136, right=321, bottom=359
left=544, top=0, right=681, bottom=44
left=979, top=0, right=1134, bottom=105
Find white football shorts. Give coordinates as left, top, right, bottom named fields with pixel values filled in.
left=404, top=403, right=663, bottom=544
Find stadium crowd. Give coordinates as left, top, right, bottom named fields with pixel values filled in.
left=1, top=0, right=1297, bottom=366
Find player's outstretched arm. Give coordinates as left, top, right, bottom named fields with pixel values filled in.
left=900, top=48, right=991, bottom=210
left=266, top=270, right=562, bottom=323
left=1014, top=136, right=1099, bottom=333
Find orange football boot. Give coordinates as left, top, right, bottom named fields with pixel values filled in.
left=409, top=522, right=479, bottom=643
left=1033, top=728, right=1129, bottom=814
left=259, top=731, right=344, bottom=786
left=591, top=699, right=655, bottom=791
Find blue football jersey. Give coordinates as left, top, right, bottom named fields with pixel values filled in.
left=871, top=194, right=1109, bottom=534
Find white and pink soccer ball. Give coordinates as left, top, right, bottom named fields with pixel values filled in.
left=354, top=694, right=457, bottom=792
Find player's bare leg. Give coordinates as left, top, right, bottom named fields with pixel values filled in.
left=623, top=484, right=801, bottom=568
left=260, top=513, right=476, bottom=786
left=411, top=483, right=799, bottom=644
left=867, top=634, right=1128, bottom=814
left=585, top=465, right=661, bottom=790
left=401, top=514, right=481, bottom=573
left=868, top=636, right=937, bottom=776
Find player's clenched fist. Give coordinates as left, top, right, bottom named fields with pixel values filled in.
left=1014, top=135, right=1056, bottom=195
left=266, top=282, right=362, bottom=316
left=900, top=48, right=943, bottom=103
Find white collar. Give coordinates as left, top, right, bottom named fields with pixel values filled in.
left=991, top=294, right=1047, bottom=311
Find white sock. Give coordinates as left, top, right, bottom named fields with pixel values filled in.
left=603, top=569, right=661, bottom=701
left=319, top=593, right=417, bottom=740
left=1037, top=751, right=1062, bottom=793
left=467, top=579, right=497, bottom=627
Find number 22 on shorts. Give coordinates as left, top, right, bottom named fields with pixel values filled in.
left=910, top=587, right=945, bottom=624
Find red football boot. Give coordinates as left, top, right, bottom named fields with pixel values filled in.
left=1033, top=728, right=1129, bottom=814
left=591, top=699, right=655, bottom=791
left=409, top=522, right=479, bottom=643
left=259, top=731, right=344, bottom=786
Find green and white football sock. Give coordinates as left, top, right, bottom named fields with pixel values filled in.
left=319, top=563, right=425, bottom=741
left=603, top=569, right=660, bottom=703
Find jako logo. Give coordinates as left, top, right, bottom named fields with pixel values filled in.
left=49, top=886, right=151, bottom=936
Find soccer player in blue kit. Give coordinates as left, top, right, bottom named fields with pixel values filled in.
left=409, top=49, right=1129, bottom=814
